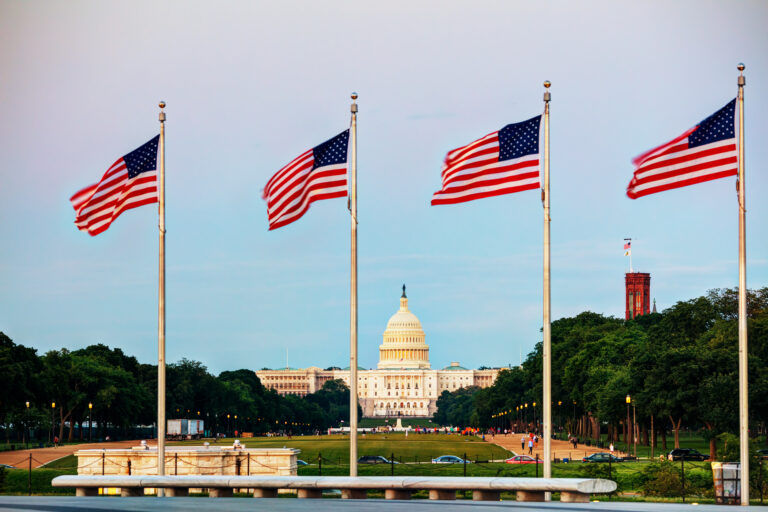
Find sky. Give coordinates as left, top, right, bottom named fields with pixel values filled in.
left=1, top=1, right=766, bottom=374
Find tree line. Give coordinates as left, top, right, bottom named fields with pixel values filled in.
left=0, top=334, right=356, bottom=443
left=435, top=287, right=768, bottom=459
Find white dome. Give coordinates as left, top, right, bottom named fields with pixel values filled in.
left=378, top=286, right=430, bottom=369
left=385, top=309, right=424, bottom=333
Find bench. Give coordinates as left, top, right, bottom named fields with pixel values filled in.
left=52, top=475, right=616, bottom=502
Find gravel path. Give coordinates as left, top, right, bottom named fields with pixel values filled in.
left=0, top=440, right=154, bottom=468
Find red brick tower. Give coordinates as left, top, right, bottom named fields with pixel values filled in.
left=625, top=272, right=650, bottom=320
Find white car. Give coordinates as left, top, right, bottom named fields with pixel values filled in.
left=431, top=455, right=469, bottom=464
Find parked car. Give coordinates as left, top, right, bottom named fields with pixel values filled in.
left=431, top=455, right=469, bottom=464
left=0, top=464, right=16, bottom=469
left=505, top=455, right=542, bottom=464
left=757, top=449, right=768, bottom=460
left=297, top=459, right=308, bottom=466
left=667, top=449, right=708, bottom=461
left=582, top=453, right=622, bottom=463
left=358, top=455, right=397, bottom=464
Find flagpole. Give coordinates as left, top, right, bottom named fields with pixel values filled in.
left=542, top=81, right=552, bottom=490
left=736, top=63, right=749, bottom=506
left=349, top=92, right=359, bottom=477
left=157, top=101, right=167, bottom=491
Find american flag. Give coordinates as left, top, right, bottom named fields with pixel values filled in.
left=263, top=130, right=349, bottom=230
left=627, top=99, right=737, bottom=199
left=431, top=116, right=541, bottom=205
left=624, top=241, right=631, bottom=256
left=70, top=135, right=159, bottom=236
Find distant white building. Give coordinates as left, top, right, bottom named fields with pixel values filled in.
left=256, top=287, right=500, bottom=417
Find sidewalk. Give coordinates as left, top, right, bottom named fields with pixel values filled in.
left=0, top=440, right=153, bottom=468
left=488, top=433, right=618, bottom=460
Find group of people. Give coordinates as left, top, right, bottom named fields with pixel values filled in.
left=520, top=432, right=540, bottom=455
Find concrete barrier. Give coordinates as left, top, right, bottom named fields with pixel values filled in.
left=52, top=475, right=616, bottom=502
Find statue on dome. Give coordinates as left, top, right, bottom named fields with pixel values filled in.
left=402, top=284, right=406, bottom=298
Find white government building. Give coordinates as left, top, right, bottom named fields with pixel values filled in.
left=256, top=287, right=501, bottom=417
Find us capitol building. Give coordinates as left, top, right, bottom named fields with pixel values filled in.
left=256, top=286, right=501, bottom=417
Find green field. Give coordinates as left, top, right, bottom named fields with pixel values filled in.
left=2, top=434, right=762, bottom=503
left=172, top=433, right=510, bottom=464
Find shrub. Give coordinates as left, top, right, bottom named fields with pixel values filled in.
left=642, top=460, right=682, bottom=497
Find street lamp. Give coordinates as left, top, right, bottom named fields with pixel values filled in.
left=25, top=401, right=30, bottom=448
left=557, top=401, right=562, bottom=433
left=533, top=402, right=537, bottom=433
left=88, top=403, right=93, bottom=442
left=227, top=414, right=231, bottom=437
left=625, top=394, right=631, bottom=455
left=51, top=402, right=56, bottom=445
left=632, top=399, right=637, bottom=458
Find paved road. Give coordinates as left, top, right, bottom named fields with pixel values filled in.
left=0, top=441, right=150, bottom=468
left=489, top=435, right=616, bottom=461
left=0, top=497, right=756, bottom=512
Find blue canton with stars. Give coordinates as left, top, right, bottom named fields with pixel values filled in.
left=498, top=116, right=541, bottom=161
left=689, top=99, right=736, bottom=148
left=313, top=130, right=349, bottom=169
left=123, top=135, right=160, bottom=178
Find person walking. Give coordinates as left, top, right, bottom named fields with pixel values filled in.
left=520, top=435, right=526, bottom=453
left=528, top=438, right=534, bottom=455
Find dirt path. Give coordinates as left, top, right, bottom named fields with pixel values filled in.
left=0, top=440, right=154, bottom=468
left=488, top=433, right=617, bottom=461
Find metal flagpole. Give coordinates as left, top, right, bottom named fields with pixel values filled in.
left=349, top=92, right=359, bottom=477
left=157, top=101, right=167, bottom=492
left=542, top=81, right=552, bottom=489
left=736, top=63, right=749, bottom=506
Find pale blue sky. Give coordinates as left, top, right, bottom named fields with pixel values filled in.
left=1, top=1, right=766, bottom=373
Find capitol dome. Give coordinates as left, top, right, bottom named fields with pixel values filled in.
left=378, top=285, right=430, bottom=370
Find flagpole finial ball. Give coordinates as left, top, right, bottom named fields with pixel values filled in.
left=737, top=63, right=745, bottom=72
left=351, top=92, right=358, bottom=101
left=159, top=101, right=166, bottom=109
left=543, top=81, right=551, bottom=89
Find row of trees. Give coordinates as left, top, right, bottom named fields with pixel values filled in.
left=435, top=287, right=768, bottom=459
left=0, top=333, right=356, bottom=443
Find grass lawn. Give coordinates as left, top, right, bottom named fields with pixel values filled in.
left=172, top=433, right=511, bottom=464
left=0, top=433, right=736, bottom=502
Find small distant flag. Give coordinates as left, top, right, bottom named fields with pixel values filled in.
left=624, top=241, right=631, bottom=256
left=71, top=135, right=159, bottom=236
left=263, top=130, right=349, bottom=230
left=431, top=116, right=541, bottom=205
left=627, top=99, right=738, bottom=199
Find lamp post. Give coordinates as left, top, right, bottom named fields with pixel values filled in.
left=533, top=402, right=537, bottom=434
left=572, top=400, right=576, bottom=434
left=88, top=403, right=93, bottom=442
left=625, top=394, right=631, bottom=455
left=632, top=399, right=637, bottom=458
left=227, top=414, right=231, bottom=437
left=557, top=401, right=562, bottom=434
left=25, top=401, right=30, bottom=448
left=524, top=403, right=528, bottom=430
left=51, top=402, right=56, bottom=444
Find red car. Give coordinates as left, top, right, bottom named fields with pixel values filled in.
left=505, top=455, right=542, bottom=464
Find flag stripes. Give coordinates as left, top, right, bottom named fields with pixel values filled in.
left=627, top=100, right=737, bottom=199
left=263, top=130, right=349, bottom=230
left=431, top=117, right=541, bottom=206
left=71, top=136, right=159, bottom=236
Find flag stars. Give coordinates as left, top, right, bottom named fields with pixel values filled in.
left=313, top=130, right=349, bottom=169
left=124, top=135, right=160, bottom=178
left=689, top=99, right=736, bottom=148
left=499, top=116, right=541, bottom=161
